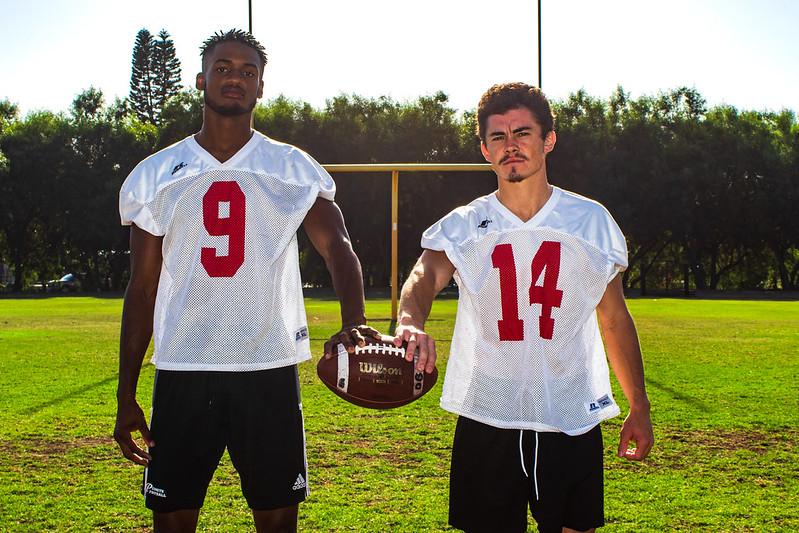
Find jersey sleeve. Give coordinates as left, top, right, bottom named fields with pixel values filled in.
left=421, top=207, right=474, bottom=268
left=596, top=208, right=628, bottom=282
left=119, top=161, right=163, bottom=236
left=291, top=148, right=336, bottom=201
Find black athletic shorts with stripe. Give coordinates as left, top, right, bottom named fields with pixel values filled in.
left=449, top=416, right=604, bottom=533
left=142, top=365, right=308, bottom=513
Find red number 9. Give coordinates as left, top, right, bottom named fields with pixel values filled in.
left=201, top=181, right=246, bottom=277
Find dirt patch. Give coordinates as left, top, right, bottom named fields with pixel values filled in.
left=0, top=435, right=115, bottom=462
left=609, top=427, right=799, bottom=473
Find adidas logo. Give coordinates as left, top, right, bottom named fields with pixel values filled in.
left=292, top=473, right=307, bottom=491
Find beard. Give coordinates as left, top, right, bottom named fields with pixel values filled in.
left=505, top=165, right=528, bottom=183
left=204, top=91, right=256, bottom=117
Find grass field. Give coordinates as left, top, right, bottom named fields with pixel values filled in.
left=0, top=295, right=797, bottom=531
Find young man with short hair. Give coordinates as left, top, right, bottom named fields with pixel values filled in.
left=114, top=29, right=378, bottom=532
left=394, top=82, right=653, bottom=533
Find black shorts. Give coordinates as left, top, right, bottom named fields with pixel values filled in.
left=449, top=416, right=604, bottom=533
left=143, top=365, right=308, bottom=513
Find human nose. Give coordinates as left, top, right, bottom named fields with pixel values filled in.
left=503, top=134, right=519, bottom=152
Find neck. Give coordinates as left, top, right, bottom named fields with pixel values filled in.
left=195, top=110, right=254, bottom=163
left=495, top=175, right=552, bottom=222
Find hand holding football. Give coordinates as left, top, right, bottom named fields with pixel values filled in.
left=316, top=338, right=438, bottom=409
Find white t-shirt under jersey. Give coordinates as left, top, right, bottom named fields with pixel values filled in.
left=119, top=131, right=335, bottom=371
left=422, top=186, right=628, bottom=435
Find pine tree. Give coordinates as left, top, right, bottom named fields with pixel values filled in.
left=129, top=28, right=182, bottom=124
left=153, top=30, right=182, bottom=112
left=129, top=29, right=156, bottom=123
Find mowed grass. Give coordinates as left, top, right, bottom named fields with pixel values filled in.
left=0, top=295, right=797, bottom=531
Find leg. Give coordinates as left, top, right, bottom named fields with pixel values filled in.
left=448, top=416, right=529, bottom=532
left=144, top=371, right=225, bottom=524
left=227, top=367, right=308, bottom=516
left=253, top=504, right=299, bottom=533
left=153, top=509, right=200, bottom=533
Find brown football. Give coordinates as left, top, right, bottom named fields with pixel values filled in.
left=316, top=338, right=438, bottom=409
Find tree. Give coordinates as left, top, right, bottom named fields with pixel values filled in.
left=129, top=28, right=182, bottom=124
left=130, top=29, right=156, bottom=124
left=153, top=30, right=182, bottom=112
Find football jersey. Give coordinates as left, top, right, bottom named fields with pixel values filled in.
left=119, top=131, right=335, bottom=371
left=422, top=187, right=628, bottom=435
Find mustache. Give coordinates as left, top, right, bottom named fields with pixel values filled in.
left=500, top=154, right=528, bottom=164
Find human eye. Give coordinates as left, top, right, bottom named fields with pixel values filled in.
left=216, top=66, right=229, bottom=73
left=243, top=70, right=255, bottom=78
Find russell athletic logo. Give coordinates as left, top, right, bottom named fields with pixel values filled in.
left=585, top=394, right=614, bottom=413
left=145, top=482, right=166, bottom=498
left=292, top=474, right=307, bottom=490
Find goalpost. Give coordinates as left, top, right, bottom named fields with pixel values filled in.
left=322, top=163, right=492, bottom=321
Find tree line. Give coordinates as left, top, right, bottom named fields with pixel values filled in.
left=0, top=85, right=797, bottom=294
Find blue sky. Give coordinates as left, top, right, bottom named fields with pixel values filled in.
left=1, top=0, right=797, bottom=116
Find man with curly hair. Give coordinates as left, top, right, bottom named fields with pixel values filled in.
left=395, top=82, right=654, bottom=533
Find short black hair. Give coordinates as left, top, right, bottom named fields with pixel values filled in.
left=477, top=83, right=555, bottom=142
left=200, top=29, right=268, bottom=71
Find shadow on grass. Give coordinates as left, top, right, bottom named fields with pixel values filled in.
left=645, top=377, right=710, bottom=412
left=21, top=375, right=117, bottom=416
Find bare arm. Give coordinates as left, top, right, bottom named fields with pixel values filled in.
left=394, top=249, right=456, bottom=373
left=596, top=275, right=654, bottom=461
left=303, top=197, right=380, bottom=357
left=113, top=224, right=163, bottom=465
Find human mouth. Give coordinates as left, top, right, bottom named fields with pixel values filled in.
left=222, top=87, right=245, bottom=99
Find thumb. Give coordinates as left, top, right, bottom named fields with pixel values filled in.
left=140, top=421, right=155, bottom=448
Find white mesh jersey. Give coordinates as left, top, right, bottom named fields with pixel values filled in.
left=119, top=132, right=335, bottom=371
left=422, top=187, right=628, bottom=435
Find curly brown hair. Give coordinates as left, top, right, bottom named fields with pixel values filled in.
left=476, top=82, right=555, bottom=142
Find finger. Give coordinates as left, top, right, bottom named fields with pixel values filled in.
left=415, top=336, right=428, bottom=372
left=358, top=326, right=381, bottom=340
left=405, top=334, right=418, bottom=363
left=350, top=328, right=366, bottom=347
left=392, top=329, right=405, bottom=347
left=139, top=422, right=155, bottom=448
left=424, top=337, right=437, bottom=374
left=116, top=434, right=151, bottom=465
left=338, top=332, right=356, bottom=354
left=323, top=339, right=333, bottom=359
left=617, top=431, right=630, bottom=459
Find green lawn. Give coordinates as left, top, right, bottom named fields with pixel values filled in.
left=0, top=296, right=797, bottom=531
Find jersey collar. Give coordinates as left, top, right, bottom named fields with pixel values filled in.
left=186, top=131, right=262, bottom=168
left=488, top=186, right=561, bottom=228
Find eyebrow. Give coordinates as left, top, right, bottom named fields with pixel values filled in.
left=213, top=59, right=259, bottom=69
left=488, top=126, right=533, bottom=138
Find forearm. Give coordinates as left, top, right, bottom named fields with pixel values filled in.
left=602, top=310, right=650, bottom=410
left=397, top=262, right=439, bottom=328
left=326, top=246, right=367, bottom=327
left=117, top=285, right=157, bottom=402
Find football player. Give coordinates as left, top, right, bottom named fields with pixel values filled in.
left=114, top=29, right=379, bottom=532
left=394, top=83, right=653, bottom=533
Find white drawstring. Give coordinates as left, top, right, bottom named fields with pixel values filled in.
left=520, top=430, right=541, bottom=500
left=519, top=430, right=528, bottom=477
left=533, top=432, right=540, bottom=501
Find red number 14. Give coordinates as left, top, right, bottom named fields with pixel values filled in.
left=491, top=241, right=563, bottom=341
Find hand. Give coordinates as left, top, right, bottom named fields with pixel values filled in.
left=323, top=324, right=382, bottom=359
left=617, top=406, right=654, bottom=461
left=394, top=323, right=437, bottom=374
left=113, top=399, right=154, bottom=466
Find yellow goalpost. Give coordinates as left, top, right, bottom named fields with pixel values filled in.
left=323, top=163, right=492, bottom=321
